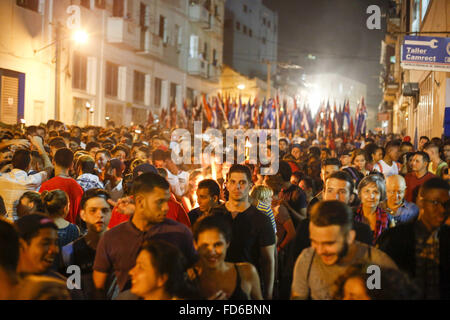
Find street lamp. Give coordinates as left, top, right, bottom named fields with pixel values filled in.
left=237, top=84, right=245, bottom=90
left=85, top=102, right=91, bottom=126
left=34, top=25, right=89, bottom=121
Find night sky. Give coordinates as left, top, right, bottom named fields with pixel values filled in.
left=263, top=0, right=389, bottom=128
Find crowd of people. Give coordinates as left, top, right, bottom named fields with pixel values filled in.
left=0, top=119, right=449, bottom=300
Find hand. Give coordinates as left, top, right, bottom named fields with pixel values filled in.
left=10, top=139, right=30, bottom=149
left=208, top=290, right=228, bottom=300
left=110, top=197, right=135, bottom=216
left=27, top=135, right=44, bottom=151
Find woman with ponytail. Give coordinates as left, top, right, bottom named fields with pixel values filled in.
left=41, top=190, right=80, bottom=247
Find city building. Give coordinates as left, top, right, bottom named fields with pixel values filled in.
left=379, top=0, right=450, bottom=139
left=223, top=0, right=278, bottom=84
left=0, top=0, right=225, bottom=127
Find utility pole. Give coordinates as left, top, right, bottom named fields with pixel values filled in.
left=55, top=22, right=62, bottom=121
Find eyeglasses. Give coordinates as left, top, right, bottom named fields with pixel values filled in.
left=422, top=199, right=448, bottom=208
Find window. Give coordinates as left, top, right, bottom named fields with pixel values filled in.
left=411, top=0, right=420, bottom=32
left=212, top=49, right=217, bottom=66
left=249, top=29, right=252, bottom=37
left=263, top=17, right=266, bottom=25
left=236, top=21, right=240, bottom=31
left=268, top=21, right=271, bottom=28
left=243, top=4, right=247, bottom=13
left=95, top=0, right=106, bottom=9
left=189, top=35, right=199, bottom=58
left=154, top=77, right=162, bottom=106
left=16, top=0, right=39, bottom=12
left=243, top=25, right=247, bottom=34
left=203, top=42, right=208, bottom=61
left=105, top=62, right=119, bottom=97
left=170, top=83, right=177, bottom=105
left=262, top=37, right=266, bottom=45
left=139, top=3, right=147, bottom=28
left=80, top=0, right=91, bottom=9
left=133, top=71, right=145, bottom=104
left=72, top=52, right=87, bottom=91
left=159, top=15, right=166, bottom=38
left=113, top=0, right=124, bottom=17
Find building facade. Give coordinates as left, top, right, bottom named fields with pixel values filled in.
left=223, top=0, right=277, bottom=82
left=0, top=0, right=225, bottom=127
left=379, top=0, right=450, bottom=139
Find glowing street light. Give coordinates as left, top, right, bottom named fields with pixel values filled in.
left=72, top=30, right=88, bottom=44
left=237, top=84, right=246, bottom=90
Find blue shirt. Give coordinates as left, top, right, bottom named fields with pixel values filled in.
left=256, top=201, right=277, bottom=234
left=387, top=200, right=419, bottom=226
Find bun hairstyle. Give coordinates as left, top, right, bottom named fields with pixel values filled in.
left=41, top=190, right=68, bottom=218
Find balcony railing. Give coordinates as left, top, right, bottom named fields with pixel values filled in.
left=107, top=17, right=140, bottom=50
left=188, top=56, right=208, bottom=78
left=137, top=31, right=164, bottom=59
left=189, top=3, right=210, bottom=27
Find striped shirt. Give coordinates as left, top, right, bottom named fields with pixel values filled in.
left=256, top=200, right=277, bottom=234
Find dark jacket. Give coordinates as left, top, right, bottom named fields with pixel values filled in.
left=376, top=222, right=450, bottom=299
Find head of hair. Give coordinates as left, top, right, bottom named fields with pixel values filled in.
left=41, top=190, right=68, bottom=217
left=197, top=179, right=221, bottom=200
left=80, top=188, right=111, bottom=210
left=157, top=167, right=168, bottom=179
left=322, top=157, right=341, bottom=168
left=364, top=143, right=384, bottom=163
left=19, top=191, right=45, bottom=213
left=250, top=185, right=273, bottom=203
left=385, top=140, right=401, bottom=152
left=14, top=214, right=58, bottom=243
left=139, top=240, right=189, bottom=298
left=0, top=218, right=20, bottom=274
left=95, top=149, right=111, bottom=159
left=193, top=214, right=232, bottom=243
left=414, top=151, right=430, bottom=164
left=358, top=174, right=386, bottom=201
left=310, top=200, right=354, bottom=234
left=12, top=149, right=31, bottom=171
left=333, top=263, right=420, bottom=300
left=86, top=142, right=100, bottom=152
left=48, top=137, right=66, bottom=149
left=112, top=145, right=130, bottom=158
left=76, top=155, right=96, bottom=174
left=152, top=149, right=169, bottom=162
left=227, top=164, right=252, bottom=183
left=54, top=148, right=74, bottom=169
left=419, top=136, right=430, bottom=142
left=423, top=142, right=439, bottom=152
left=282, top=184, right=307, bottom=211
left=278, top=160, right=293, bottom=182
left=351, top=149, right=367, bottom=164
left=418, top=177, right=450, bottom=198
left=400, top=141, right=413, bottom=149
left=430, top=137, right=442, bottom=147
left=132, top=172, right=170, bottom=196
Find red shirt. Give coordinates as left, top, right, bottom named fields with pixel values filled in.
left=108, top=193, right=191, bottom=229
left=39, top=176, right=84, bottom=225
left=405, top=172, right=436, bottom=203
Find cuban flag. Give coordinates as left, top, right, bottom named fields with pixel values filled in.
left=342, top=99, right=350, bottom=132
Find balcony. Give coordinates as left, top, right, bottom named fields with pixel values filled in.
left=107, top=17, right=140, bottom=50
left=189, top=3, right=210, bottom=27
left=136, top=31, right=164, bottom=59
left=208, top=63, right=221, bottom=81
left=205, top=15, right=223, bottom=38
left=188, top=57, right=208, bottom=78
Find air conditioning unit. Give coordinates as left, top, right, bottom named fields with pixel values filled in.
left=402, top=83, right=419, bottom=97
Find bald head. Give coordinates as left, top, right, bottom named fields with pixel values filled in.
left=386, top=175, right=406, bottom=208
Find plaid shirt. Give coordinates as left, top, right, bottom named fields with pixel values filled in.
left=355, top=205, right=389, bottom=244
left=415, top=222, right=440, bottom=299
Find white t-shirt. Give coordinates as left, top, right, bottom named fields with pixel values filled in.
left=373, top=160, right=400, bottom=178
left=166, top=169, right=189, bottom=197
left=0, top=169, right=47, bottom=220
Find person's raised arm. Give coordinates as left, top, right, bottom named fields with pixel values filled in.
left=28, top=135, right=53, bottom=177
